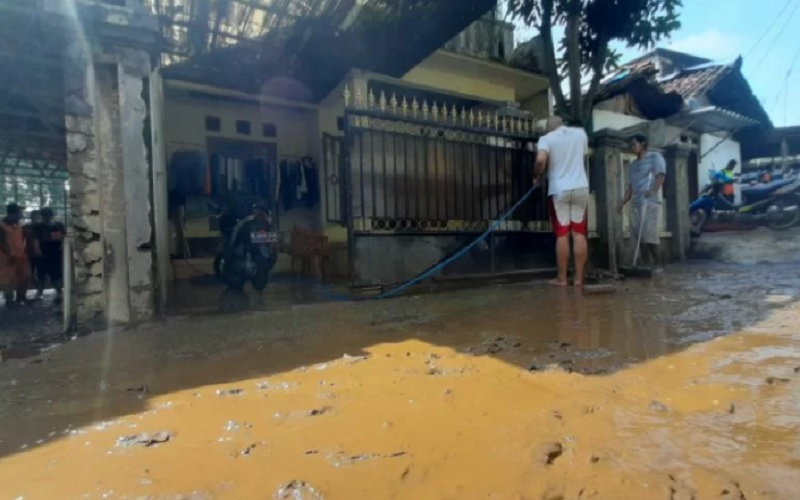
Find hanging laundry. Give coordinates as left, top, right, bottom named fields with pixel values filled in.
left=169, top=151, right=207, bottom=195
left=301, top=157, right=320, bottom=208
left=245, top=159, right=272, bottom=198
left=279, top=159, right=299, bottom=211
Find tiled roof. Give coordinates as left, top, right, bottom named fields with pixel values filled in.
left=658, top=59, right=740, bottom=100
left=594, top=60, right=659, bottom=101
left=595, top=52, right=770, bottom=127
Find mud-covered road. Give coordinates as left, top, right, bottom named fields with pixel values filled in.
left=1, top=263, right=800, bottom=499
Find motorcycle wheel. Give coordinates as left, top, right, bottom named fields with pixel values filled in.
left=690, top=209, right=707, bottom=236
left=765, top=195, right=800, bottom=231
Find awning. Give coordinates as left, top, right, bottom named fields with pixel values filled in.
left=667, top=106, right=759, bottom=134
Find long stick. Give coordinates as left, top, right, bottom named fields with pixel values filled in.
left=632, top=201, right=647, bottom=268
left=632, top=172, right=654, bottom=268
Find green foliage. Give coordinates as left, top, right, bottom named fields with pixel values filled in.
left=506, top=0, right=682, bottom=124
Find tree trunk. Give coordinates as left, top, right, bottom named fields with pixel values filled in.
left=539, top=0, right=567, bottom=117
left=565, top=9, right=582, bottom=124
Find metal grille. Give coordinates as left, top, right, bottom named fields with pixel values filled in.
left=343, top=96, right=549, bottom=235
left=0, top=1, right=68, bottom=217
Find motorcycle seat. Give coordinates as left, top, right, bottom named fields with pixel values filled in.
left=741, top=179, right=794, bottom=198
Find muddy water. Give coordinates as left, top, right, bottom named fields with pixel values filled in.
left=1, top=263, right=800, bottom=499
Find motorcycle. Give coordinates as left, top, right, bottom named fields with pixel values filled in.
left=212, top=208, right=240, bottom=279
left=218, top=215, right=279, bottom=311
left=690, top=174, right=800, bottom=236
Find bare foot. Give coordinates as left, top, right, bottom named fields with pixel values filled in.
left=549, top=279, right=568, bottom=287
left=573, top=281, right=583, bottom=288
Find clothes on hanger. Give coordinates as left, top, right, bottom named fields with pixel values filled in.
left=278, top=157, right=319, bottom=211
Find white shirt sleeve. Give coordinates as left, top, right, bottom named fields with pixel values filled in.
left=537, top=134, right=550, bottom=153
left=654, top=153, right=667, bottom=176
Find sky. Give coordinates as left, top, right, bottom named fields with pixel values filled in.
left=512, top=0, right=800, bottom=127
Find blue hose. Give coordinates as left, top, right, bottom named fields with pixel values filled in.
left=314, top=183, right=541, bottom=302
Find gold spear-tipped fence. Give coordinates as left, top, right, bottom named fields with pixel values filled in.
left=343, top=84, right=544, bottom=138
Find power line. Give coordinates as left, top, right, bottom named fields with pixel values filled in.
left=768, top=41, right=800, bottom=121
left=744, top=0, right=794, bottom=59
left=751, top=0, right=800, bottom=74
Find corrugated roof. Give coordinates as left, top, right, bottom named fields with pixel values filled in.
left=154, top=0, right=498, bottom=101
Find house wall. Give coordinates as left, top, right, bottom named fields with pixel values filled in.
left=592, top=109, right=647, bottom=131
left=520, top=90, right=551, bottom=118
left=163, top=90, right=323, bottom=275
left=699, top=133, right=741, bottom=204
left=402, top=61, right=517, bottom=102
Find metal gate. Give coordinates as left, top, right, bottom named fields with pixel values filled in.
left=340, top=90, right=552, bottom=287
left=0, top=2, right=70, bottom=328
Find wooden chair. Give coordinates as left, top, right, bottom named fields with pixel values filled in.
left=289, top=227, right=330, bottom=280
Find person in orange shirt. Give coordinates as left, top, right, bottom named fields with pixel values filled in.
left=0, top=204, right=31, bottom=307
left=720, top=160, right=737, bottom=204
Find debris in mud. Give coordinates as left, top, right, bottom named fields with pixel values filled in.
left=794, top=366, right=800, bottom=373
left=766, top=377, right=790, bottom=385
left=590, top=455, right=600, bottom=464
left=216, top=388, right=245, bottom=397
left=528, top=362, right=542, bottom=371
left=126, top=385, right=150, bottom=394
left=341, top=354, right=370, bottom=364
left=224, top=420, right=252, bottom=432
left=728, top=403, right=736, bottom=415
left=307, top=406, right=333, bottom=417
left=274, top=480, right=323, bottom=500
left=116, top=431, right=172, bottom=448
left=234, top=443, right=259, bottom=458
left=649, top=400, right=670, bottom=413
left=257, top=381, right=298, bottom=391
left=466, top=334, right=522, bottom=355
left=538, top=442, right=563, bottom=466
left=327, top=450, right=406, bottom=467
left=583, top=405, right=600, bottom=415
left=710, top=293, right=733, bottom=300
left=545, top=363, right=573, bottom=374
left=720, top=481, right=747, bottom=500
left=579, top=366, right=610, bottom=375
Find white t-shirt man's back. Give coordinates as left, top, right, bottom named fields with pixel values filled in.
left=536, top=126, right=589, bottom=196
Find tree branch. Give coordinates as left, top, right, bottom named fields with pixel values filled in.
left=582, top=34, right=609, bottom=124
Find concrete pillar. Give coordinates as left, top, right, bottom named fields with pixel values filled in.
left=664, top=143, right=692, bottom=261
left=63, top=42, right=156, bottom=327
left=63, top=34, right=106, bottom=327
left=118, top=49, right=155, bottom=322
left=149, top=69, right=169, bottom=315
left=95, top=61, right=132, bottom=326
left=590, top=130, right=628, bottom=273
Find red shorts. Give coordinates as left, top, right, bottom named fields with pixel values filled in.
left=548, top=195, right=588, bottom=238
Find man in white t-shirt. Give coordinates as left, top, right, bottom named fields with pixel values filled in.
left=535, top=116, right=590, bottom=287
